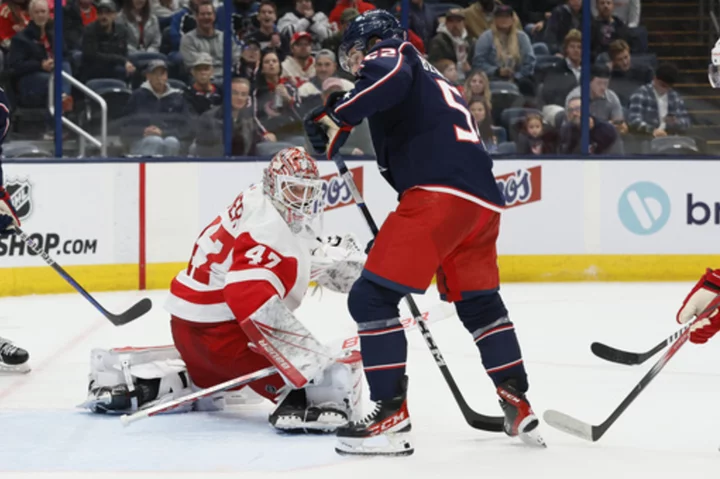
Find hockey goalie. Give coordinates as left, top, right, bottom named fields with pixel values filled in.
left=80, top=147, right=367, bottom=433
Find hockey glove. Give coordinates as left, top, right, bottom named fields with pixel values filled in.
left=0, top=186, right=20, bottom=234
left=304, top=92, right=352, bottom=159
left=677, top=268, right=720, bottom=344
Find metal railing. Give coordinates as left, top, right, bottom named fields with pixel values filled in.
left=48, top=71, right=108, bottom=157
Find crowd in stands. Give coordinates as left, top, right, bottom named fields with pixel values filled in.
left=0, top=0, right=696, bottom=156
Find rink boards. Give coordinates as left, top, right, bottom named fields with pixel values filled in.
left=1, top=158, right=718, bottom=296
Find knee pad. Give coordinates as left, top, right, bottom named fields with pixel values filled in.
left=455, top=292, right=509, bottom=334
left=347, top=276, right=404, bottom=325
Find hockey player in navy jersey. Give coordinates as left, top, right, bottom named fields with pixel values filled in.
left=304, top=10, right=544, bottom=456
left=0, top=86, right=31, bottom=374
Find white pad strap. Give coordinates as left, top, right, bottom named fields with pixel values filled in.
left=242, top=296, right=332, bottom=388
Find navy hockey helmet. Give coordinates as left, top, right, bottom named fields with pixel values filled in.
left=338, top=9, right=406, bottom=73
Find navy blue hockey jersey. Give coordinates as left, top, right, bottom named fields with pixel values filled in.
left=331, top=38, right=505, bottom=209
left=0, top=88, right=10, bottom=186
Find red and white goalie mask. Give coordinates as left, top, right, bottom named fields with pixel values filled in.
left=263, top=147, right=325, bottom=237
left=710, top=38, right=720, bottom=88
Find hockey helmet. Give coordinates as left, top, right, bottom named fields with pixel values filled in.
left=338, top=9, right=406, bottom=74
left=710, top=38, right=720, bottom=88
left=263, top=147, right=325, bottom=236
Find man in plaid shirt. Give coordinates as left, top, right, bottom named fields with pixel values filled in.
left=627, top=63, right=690, bottom=138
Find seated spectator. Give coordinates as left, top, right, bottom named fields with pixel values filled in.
left=591, top=0, right=640, bottom=28
left=434, top=59, right=461, bottom=89
left=429, top=8, right=473, bottom=83
left=234, top=37, right=261, bottom=82
left=255, top=48, right=304, bottom=138
left=566, top=65, right=627, bottom=133
left=7, top=0, right=71, bottom=108
left=81, top=0, right=135, bottom=82
left=184, top=52, right=221, bottom=115
left=278, top=0, right=332, bottom=52
left=244, top=1, right=288, bottom=59
left=195, top=77, right=276, bottom=156
left=463, top=69, right=492, bottom=107
left=468, top=96, right=498, bottom=153
left=180, top=0, right=239, bottom=78
left=559, top=95, right=620, bottom=154
left=544, top=0, right=581, bottom=54
left=0, top=0, right=29, bottom=51
left=591, top=0, right=631, bottom=59
left=168, top=0, right=200, bottom=52
left=311, top=49, right=353, bottom=91
left=627, top=63, right=690, bottom=138
left=472, top=5, right=536, bottom=96
left=121, top=59, right=191, bottom=156
left=117, top=0, right=162, bottom=54
left=608, top=39, right=653, bottom=106
left=323, top=6, right=357, bottom=56
left=463, top=0, right=521, bottom=43
left=281, top=31, right=321, bottom=97
left=215, top=0, right=260, bottom=43
left=521, top=0, right=562, bottom=41
left=150, top=0, right=180, bottom=20
left=329, top=0, right=374, bottom=27
left=64, top=0, right=97, bottom=52
left=516, top=112, right=553, bottom=154
left=405, top=0, right=437, bottom=47
left=541, top=28, right=581, bottom=107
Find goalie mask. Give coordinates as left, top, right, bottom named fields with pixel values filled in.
left=263, top=147, right=325, bottom=237
left=710, top=38, right=720, bottom=88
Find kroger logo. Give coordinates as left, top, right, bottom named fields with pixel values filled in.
left=618, top=182, right=671, bottom=235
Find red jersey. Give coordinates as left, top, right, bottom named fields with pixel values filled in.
left=0, top=3, right=29, bottom=45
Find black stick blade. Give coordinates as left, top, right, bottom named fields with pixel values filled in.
left=464, top=411, right=505, bottom=431
left=106, top=298, right=153, bottom=326
left=591, top=342, right=644, bottom=365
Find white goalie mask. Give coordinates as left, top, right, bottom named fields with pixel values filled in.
left=263, top=147, right=325, bottom=237
left=710, top=38, right=720, bottom=88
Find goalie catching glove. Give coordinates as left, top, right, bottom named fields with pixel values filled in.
left=677, top=268, right=720, bottom=344
left=310, top=234, right=366, bottom=294
left=304, top=91, right=353, bottom=159
left=0, top=186, right=20, bottom=234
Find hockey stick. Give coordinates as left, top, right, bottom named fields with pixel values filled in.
left=590, top=323, right=691, bottom=366
left=16, top=227, right=152, bottom=326
left=544, top=294, right=720, bottom=442
left=330, top=155, right=505, bottom=433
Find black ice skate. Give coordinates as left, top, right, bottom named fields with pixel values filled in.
left=269, top=389, right=348, bottom=434
left=0, top=336, right=30, bottom=374
left=497, top=380, right=546, bottom=448
left=84, top=379, right=159, bottom=414
left=335, top=376, right=413, bottom=456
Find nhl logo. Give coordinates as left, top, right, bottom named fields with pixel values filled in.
left=5, top=178, right=32, bottom=221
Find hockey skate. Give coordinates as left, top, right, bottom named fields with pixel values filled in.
left=84, top=378, right=161, bottom=414
left=497, top=380, right=546, bottom=448
left=335, top=376, right=414, bottom=456
left=269, top=388, right=348, bottom=434
left=0, top=337, right=30, bottom=374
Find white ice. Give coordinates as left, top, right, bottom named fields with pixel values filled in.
left=0, top=282, right=719, bottom=479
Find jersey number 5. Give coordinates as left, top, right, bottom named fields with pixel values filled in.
left=436, top=79, right=481, bottom=144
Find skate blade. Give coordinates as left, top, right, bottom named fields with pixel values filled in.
left=335, top=431, right=414, bottom=457
left=0, top=364, right=30, bottom=374
left=519, top=429, right=547, bottom=448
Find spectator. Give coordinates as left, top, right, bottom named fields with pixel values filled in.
left=404, top=0, right=437, bottom=47
left=628, top=63, right=690, bottom=138
left=234, top=37, right=260, bottom=81
left=0, top=0, right=29, bottom=51
left=434, top=58, right=461, bottom=89
left=311, top=49, right=353, bottom=91
left=591, top=0, right=631, bottom=59
left=117, top=0, right=162, bottom=54
left=463, top=0, right=521, bottom=43
left=180, top=0, right=239, bottom=78
left=608, top=39, right=653, bottom=106
left=64, top=0, right=97, bottom=52
left=463, top=69, right=491, bottom=107
left=215, top=0, right=260, bottom=43
left=122, top=59, right=191, bottom=156
left=196, top=77, right=276, bottom=156
left=559, top=95, right=620, bottom=154
left=566, top=65, right=627, bottom=133
left=150, top=0, right=180, bottom=20
left=281, top=31, right=318, bottom=90
left=428, top=8, right=473, bottom=83
left=468, top=96, right=498, bottom=153
left=278, top=0, right=332, bottom=51
left=184, top=52, right=222, bottom=115
left=516, top=112, right=551, bottom=154
left=244, top=1, right=288, bottom=58
left=7, top=0, right=71, bottom=109
left=544, top=0, right=580, bottom=54
left=541, top=28, right=581, bottom=107
left=323, top=6, right=357, bottom=55
left=520, top=0, right=563, bottom=38
left=255, top=48, right=303, bottom=139
left=81, top=0, right=135, bottom=81
left=472, top=5, right=536, bottom=96
left=168, top=0, right=201, bottom=51
left=591, top=0, right=640, bottom=28
left=328, top=0, right=373, bottom=27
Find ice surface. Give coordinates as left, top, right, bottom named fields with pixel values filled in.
left=1, top=282, right=719, bottom=479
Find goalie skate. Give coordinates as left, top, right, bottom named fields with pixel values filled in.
left=497, top=380, right=546, bottom=448
left=270, top=389, right=348, bottom=434
left=335, top=376, right=414, bottom=457
left=0, top=336, right=30, bottom=374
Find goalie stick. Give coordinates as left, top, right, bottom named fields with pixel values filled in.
left=544, top=294, right=720, bottom=442
left=17, top=227, right=152, bottom=326
left=590, top=323, right=691, bottom=366
left=330, top=154, right=505, bottom=433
